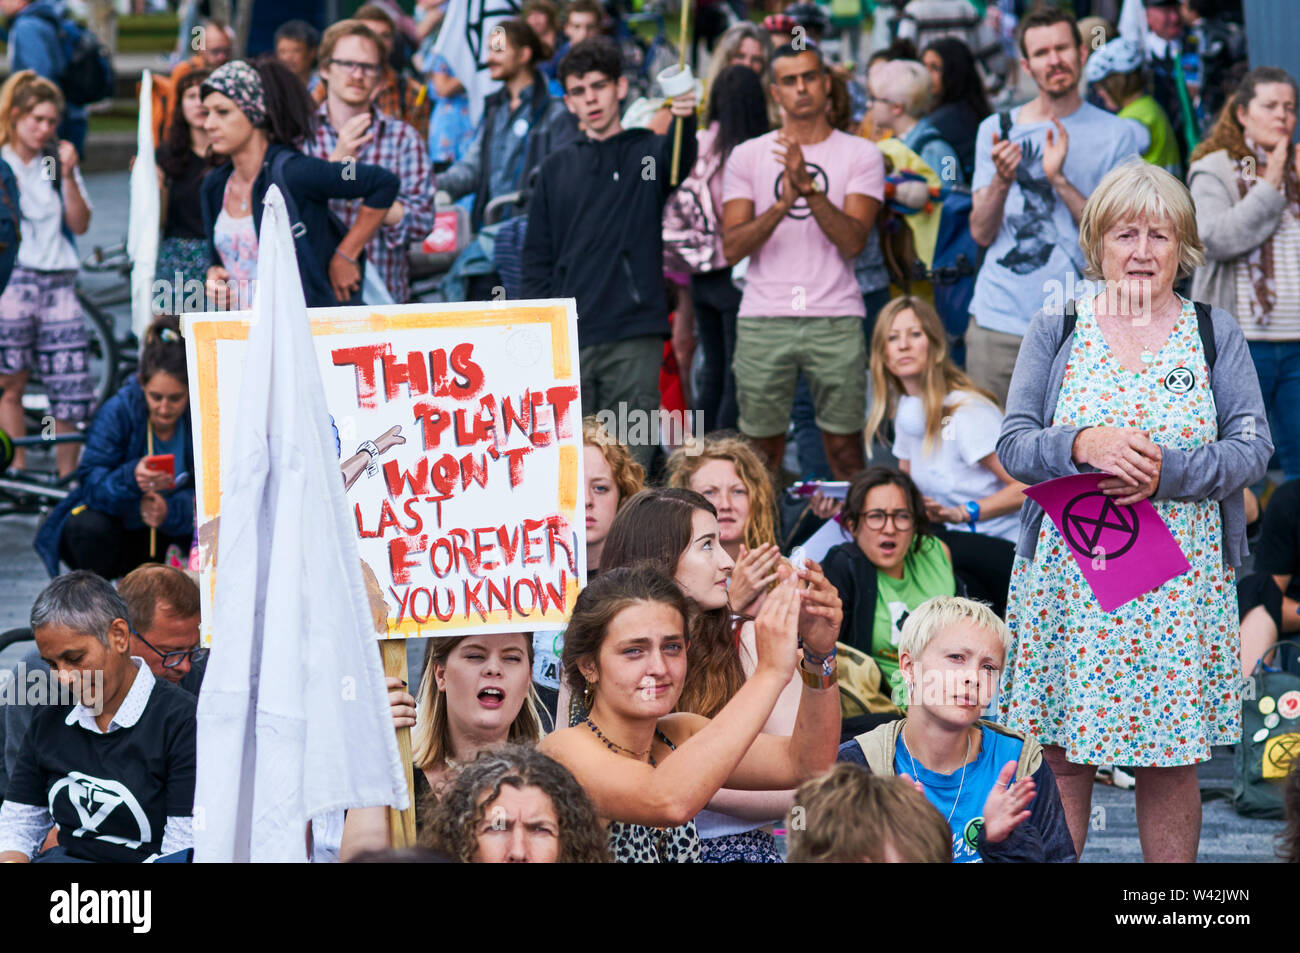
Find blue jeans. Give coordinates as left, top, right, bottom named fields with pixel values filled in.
left=1247, top=339, right=1300, bottom=480
left=790, top=288, right=891, bottom=479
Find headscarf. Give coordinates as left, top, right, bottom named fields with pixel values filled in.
left=201, top=60, right=267, bottom=126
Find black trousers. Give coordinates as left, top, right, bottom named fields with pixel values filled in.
left=689, top=268, right=741, bottom=433
left=933, top=526, right=1016, bottom=619
left=59, top=507, right=190, bottom=580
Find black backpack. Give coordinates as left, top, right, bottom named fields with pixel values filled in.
left=30, top=7, right=115, bottom=106
left=1055, top=298, right=1218, bottom=371
left=0, top=160, right=20, bottom=295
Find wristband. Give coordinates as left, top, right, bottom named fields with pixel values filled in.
left=334, top=248, right=359, bottom=265
left=799, top=654, right=838, bottom=690
left=800, top=640, right=836, bottom=667
left=357, top=440, right=380, bottom=478
left=965, top=500, right=980, bottom=530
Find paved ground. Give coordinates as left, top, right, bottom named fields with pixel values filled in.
left=0, top=170, right=1287, bottom=862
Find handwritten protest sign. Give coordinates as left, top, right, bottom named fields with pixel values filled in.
left=1023, top=473, right=1190, bottom=613
left=184, top=300, right=585, bottom=643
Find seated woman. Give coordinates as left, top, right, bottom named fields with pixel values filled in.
left=822, top=466, right=955, bottom=705
left=867, top=295, right=1024, bottom=614
left=586, top=487, right=841, bottom=862
left=837, top=595, right=1075, bottom=863
left=34, top=316, right=194, bottom=579
left=785, top=764, right=951, bottom=863
left=532, top=416, right=646, bottom=719
left=425, top=743, right=610, bottom=862
left=665, top=433, right=781, bottom=615
left=339, top=632, right=545, bottom=860
left=539, top=564, right=841, bottom=863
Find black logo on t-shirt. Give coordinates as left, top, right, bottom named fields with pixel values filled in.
left=772, top=161, right=829, bottom=219
left=1164, top=366, right=1195, bottom=394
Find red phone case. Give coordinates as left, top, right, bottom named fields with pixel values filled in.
left=147, top=454, right=175, bottom=489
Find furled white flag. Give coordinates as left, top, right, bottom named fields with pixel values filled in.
left=193, top=186, right=408, bottom=863
left=127, top=69, right=160, bottom=341
left=433, top=0, right=522, bottom=126
left=1117, top=0, right=1151, bottom=55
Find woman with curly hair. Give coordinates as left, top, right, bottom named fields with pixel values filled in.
left=665, top=433, right=779, bottom=615
left=426, top=744, right=610, bottom=862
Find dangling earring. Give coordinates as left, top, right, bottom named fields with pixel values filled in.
left=582, top=679, right=595, bottom=710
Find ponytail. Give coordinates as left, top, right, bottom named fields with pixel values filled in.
left=139, top=315, right=188, bottom=387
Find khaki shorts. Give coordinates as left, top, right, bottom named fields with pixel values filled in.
left=733, top=316, right=866, bottom=438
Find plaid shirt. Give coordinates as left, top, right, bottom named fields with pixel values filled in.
left=304, top=101, right=436, bottom=303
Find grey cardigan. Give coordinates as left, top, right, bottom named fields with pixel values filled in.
left=996, top=303, right=1272, bottom=569
left=1188, top=148, right=1289, bottom=314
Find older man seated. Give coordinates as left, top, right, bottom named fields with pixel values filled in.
left=0, top=572, right=196, bottom=863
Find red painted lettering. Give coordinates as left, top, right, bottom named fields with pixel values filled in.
left=389, top=534, right=428, bottom=586
left=383, top=456, right=430, bottom=496
left=331, top=345, right=383, bottom=409
left=449, top=342, right=484, bottom=397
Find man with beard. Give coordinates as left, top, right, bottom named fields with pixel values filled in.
left=966, top=6, right=1145, bottom=407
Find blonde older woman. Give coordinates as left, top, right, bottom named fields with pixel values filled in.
left=868, top=59, right=963, bottom=186
left=997, top=160, right=1272, bottom=862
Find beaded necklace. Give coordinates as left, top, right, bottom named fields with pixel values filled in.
left=583, top=717, right=655, bottom=764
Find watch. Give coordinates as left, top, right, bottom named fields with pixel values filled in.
left=800, top=178, right=822, bottom=197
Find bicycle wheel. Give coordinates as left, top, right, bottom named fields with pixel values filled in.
left=20, top=292, right=122, bottom=432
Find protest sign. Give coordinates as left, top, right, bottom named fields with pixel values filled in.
left=184, top=300, right=585, bottom=644
left=1023, top=472, right=1191, bottom=612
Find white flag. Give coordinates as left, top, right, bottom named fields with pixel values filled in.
left=433, top=0, right=521, bottom=126
left=127, top=70, right=160, bottom=341
left=1117, top=0, right=1151, bottom=57
left=193, top=186, right=408, bottom=863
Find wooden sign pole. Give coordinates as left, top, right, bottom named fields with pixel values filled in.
left=669, top=0, right=693, bottom=187
left=381, top=638, right=417, bottom=847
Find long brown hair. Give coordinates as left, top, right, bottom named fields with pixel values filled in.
left=664, top=433, right=777, bottom=550
left=0, top=70, right=63, bottom=150
left=600, top=488, right=746, bottom=719
left=1191, top=66, right=1300, bottom=165
left=411, top=634, right=545, bottom=773
left=161, top=67, right=212, bottom=177
left=866, top=295, right=999, bottom=453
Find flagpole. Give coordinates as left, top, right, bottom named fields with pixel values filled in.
left=382, top=638, right=417, bottom=847
left=669, top=0, right=692, bottom=187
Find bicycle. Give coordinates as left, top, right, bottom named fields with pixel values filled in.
left=0, top=427, right=83, bottom=517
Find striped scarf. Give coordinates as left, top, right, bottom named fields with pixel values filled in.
left=1237, top=140, right=1300, bottom=325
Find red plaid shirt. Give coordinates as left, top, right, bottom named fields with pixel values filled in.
left=304, top=101, right=436, bottom=303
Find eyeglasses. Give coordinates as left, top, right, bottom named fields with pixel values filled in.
left=860, top=509, right=914, bottom=530
left=329, top=58, right=382, bottom=77
left=131, top=627, right=209, bottom=670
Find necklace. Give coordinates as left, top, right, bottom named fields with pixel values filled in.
left=583, top=717, right=652, bottom=760
left=228, top=174, right=252, bottom=213
left=903, top=726, right=972, bottom=825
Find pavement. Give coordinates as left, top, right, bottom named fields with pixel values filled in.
left=0, top=170, right=1288, bottom=862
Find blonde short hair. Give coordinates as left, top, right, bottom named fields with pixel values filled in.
left=1078, top=159, right=1206, bottom=281
left=874, top=59, right=931, bottom=119
left=897, top=595, right=1011, bottom=664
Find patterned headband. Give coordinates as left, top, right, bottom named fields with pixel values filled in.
left=201, top=60, right=267, bottom=126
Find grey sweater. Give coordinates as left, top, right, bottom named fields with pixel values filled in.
left=996, top=303, right=1272, bottom=569
left=1188, top=149, right=1289, bottom=314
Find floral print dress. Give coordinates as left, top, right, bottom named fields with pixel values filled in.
left=1000, top=296, right=1240, bottom=767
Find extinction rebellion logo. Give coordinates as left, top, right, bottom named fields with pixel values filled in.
left=1061, top=492, right=1140, bottom=560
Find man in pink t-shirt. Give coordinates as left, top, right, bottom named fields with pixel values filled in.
left=722, top=45, right=885, bottom=480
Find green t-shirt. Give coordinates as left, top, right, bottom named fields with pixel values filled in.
left=872, top=534, right=956, bottom=701
left=1119, top=94, right=1181, bottom=174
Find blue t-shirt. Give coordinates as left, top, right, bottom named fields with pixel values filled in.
left=968, top=102, right=1145, bottom=336
left=894, top=724, right=1024, bottom=863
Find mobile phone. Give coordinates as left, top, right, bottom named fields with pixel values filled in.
left=146, top=454, right=175, bottom=490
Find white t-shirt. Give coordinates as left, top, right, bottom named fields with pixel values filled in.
left=2, top=144, right=86, bottom=272
left=891, top=391, right=1019, bottom=542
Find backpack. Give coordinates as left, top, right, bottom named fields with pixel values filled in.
left=662, top=145, right=725, bottom=274
left=1232, top=640, right=1300, bottom=819
left=29, top=7, right=115, bottom=106
left=0, top=161, right=21, bottom=295
left=929, top=185, right=980, bottom=352
left=1056, top=298, right=1218, bottom=371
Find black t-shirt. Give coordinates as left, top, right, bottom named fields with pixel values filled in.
left=1254, top=480, right=1300, bottom=591
left=155, top=144, right=209, bottom=241
left=6, top=673, right=197, bottom=863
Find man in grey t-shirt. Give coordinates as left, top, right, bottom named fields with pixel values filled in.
left=967, top=7, right=1145, bottom=406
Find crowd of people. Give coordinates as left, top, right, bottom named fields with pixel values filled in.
left=2, top=0, right=1300, bottom=864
